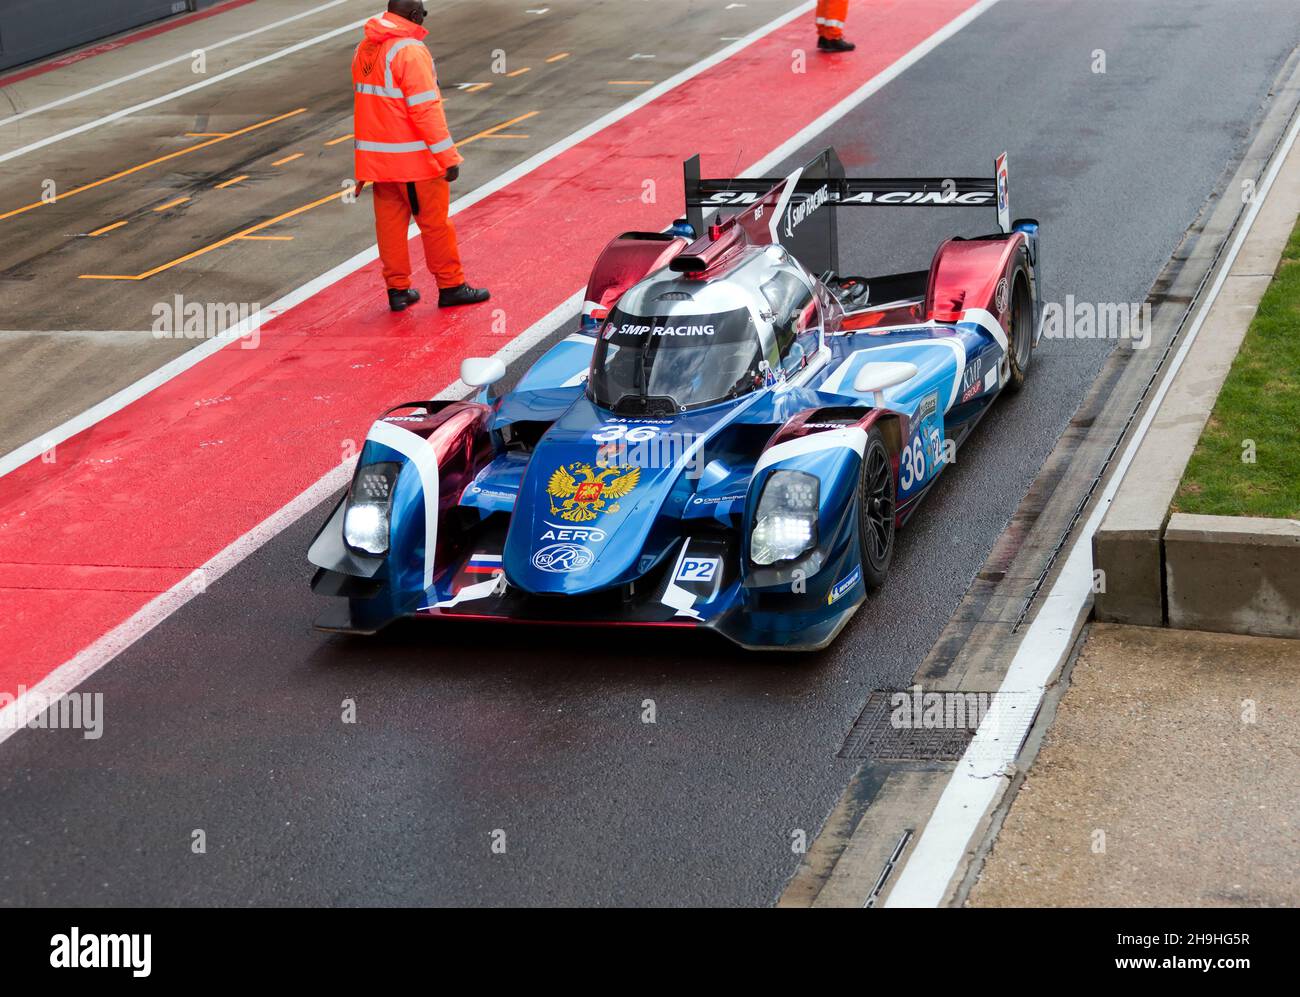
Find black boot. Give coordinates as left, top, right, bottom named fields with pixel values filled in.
left=438, top=283, right=491, bottom=307
left=388, top=288, right=421, bottom=312
left=817, top=36, right=856, bottom=52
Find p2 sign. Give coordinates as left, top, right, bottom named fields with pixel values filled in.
left=675, top=557, right=719, bottom=583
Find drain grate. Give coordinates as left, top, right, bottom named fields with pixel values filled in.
left=838, top=690, right=977, bottom=761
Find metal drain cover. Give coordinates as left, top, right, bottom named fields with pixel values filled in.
left=839, top=690, right=979, bottom=761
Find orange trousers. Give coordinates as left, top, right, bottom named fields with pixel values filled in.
left=816, top=0, right=848, bottom=39
left=372, top=178, right=466, bottom=291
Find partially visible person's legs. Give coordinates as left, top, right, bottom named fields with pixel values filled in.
left=408, top=176, right=489, bottom=307
left=373, top=182, right=416, bottom=291
left=409, top=177, right=467, bottom=290
left=816, top=0, right=854, bottom=51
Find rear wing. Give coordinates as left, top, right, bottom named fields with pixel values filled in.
left=681, top=148, right=1011, bottom=276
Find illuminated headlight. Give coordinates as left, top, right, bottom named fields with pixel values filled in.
left=750, top=470, right=819, bottom=565
left=344, top=462, right=400, bottom=555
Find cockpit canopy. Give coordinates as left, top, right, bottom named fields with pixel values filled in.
left=588, top=245, right=820, bottom=413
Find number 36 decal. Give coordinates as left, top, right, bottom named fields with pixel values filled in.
left=899, top=430, right=942, bottom=492
left=592, top=423, right=661, bottom=443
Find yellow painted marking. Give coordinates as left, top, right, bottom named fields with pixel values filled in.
left=215, top=175, right=249, bottom=189
left=459, top=111, right=539, bottom=147
left=545, top=52, right=570, bottom=63
left=609, top=80, right=654, bottom=85
left=0, top=108, right=307, bottom=222
left=464, top=83, right=491, bottom=93
left=80, top=188, right=346, bottom=280
left=481, top=133, right=529, bottom=140
left=88, top=220, right=128, bottom=237
left=185, top=132, right=230, bottom=138
left=324, top=133, right=354, bottom=146
left=239, top=234, right=294, bottom=241
left=506, top=67, right=531, bottom=78
left=153, top=196, right=190, bottom=212
left=272, top=153, right=304, bottom=166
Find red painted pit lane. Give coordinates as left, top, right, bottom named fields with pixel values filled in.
left=0, top=0, right=982, bottom=697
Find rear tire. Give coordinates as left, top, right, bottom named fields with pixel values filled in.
left=1004, top=272, right=1033, bottom=392
left=857, top=427, right=896, bottom=591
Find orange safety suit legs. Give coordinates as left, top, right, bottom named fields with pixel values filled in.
left=815, top=0, right=848, bottom=39
left=372, top=178, right=466, bottom=292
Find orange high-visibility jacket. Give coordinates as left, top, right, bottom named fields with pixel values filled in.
left=351, top=12, right=462, bottom=182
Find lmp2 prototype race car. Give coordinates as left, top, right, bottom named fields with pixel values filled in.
left=308, top=149, right=1041, bottom=650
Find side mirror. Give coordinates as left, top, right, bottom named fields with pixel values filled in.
left=460, top=356, right=506, bottom=388
left=853, top=361, right=918, bottom=407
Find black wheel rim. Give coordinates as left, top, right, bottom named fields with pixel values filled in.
left=1011, top=280, right=1032, bottom=369
left=863, top=443, right=894, bottom=566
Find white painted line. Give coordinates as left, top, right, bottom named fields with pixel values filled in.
left=0, top=0, right=995, bottom=734
left=884, top=100, right=1300, bottom=909
left=0, top=14, right=371, bottom=164
left=0, top=0, right=358, bottom=132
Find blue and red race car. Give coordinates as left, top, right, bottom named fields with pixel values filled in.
left=308, top=149, right=1041, bottom=649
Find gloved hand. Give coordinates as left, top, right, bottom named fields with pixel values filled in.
left=445, top=165, right=460, bottom=183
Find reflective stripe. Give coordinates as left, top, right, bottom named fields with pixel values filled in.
left=355, top=82, right=403, bottom=98
left=384, top=37, right=422, bottom=90
left=816, top=17, right=845, bottom=27
left=427, top=137, right=455, bottom=154
left=355, top=139, right=429, bottom=154
left=405, top=89, right=441, bottom=107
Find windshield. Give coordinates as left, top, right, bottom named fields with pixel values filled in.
left=589, top=306, right=764, bottom=411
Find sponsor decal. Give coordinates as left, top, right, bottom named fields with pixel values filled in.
left=606, top=322, right=715, bottom=339
left=705, top=191, right=761, bottom=206
left=469, top=484, right=516, bottom=503
left=784, top=183, right=830, bottom=239
left=918, top=391, right=939, bottom=423
left=828, top=565, right=862, bottom=605
left=841, top=190, right=995, bottom=206
left=995, top=277, right=1009, bottom=313
left=960, top=359, right=984, bottom=402
left=539, top=521, right=607, bottom=544
left=546, top=461, right=640, bottom=522
left=531, top=543, right=595, bottom=573
left=383, top=415, right=428, bottom=423
left=675, top=556, right=720, bottom=583
left=691, top=493, right=746, bottom=506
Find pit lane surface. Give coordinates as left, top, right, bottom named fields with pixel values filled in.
left=3, top=0, right=1299, bottom=906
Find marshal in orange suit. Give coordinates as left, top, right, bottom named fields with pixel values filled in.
left=352, top=1, right=489, bottom=312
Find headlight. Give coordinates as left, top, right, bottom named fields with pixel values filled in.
left=343, top=462, right=400, bottom=555
left=750, top=470, right=819, bottom=565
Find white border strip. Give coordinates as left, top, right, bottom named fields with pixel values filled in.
left=0, top=0, right=1003, bottom=743
left=884, top=100, right=1300, bottom=909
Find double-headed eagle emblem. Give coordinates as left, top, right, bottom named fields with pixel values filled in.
left=546, top=462, right=640, bottom=522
